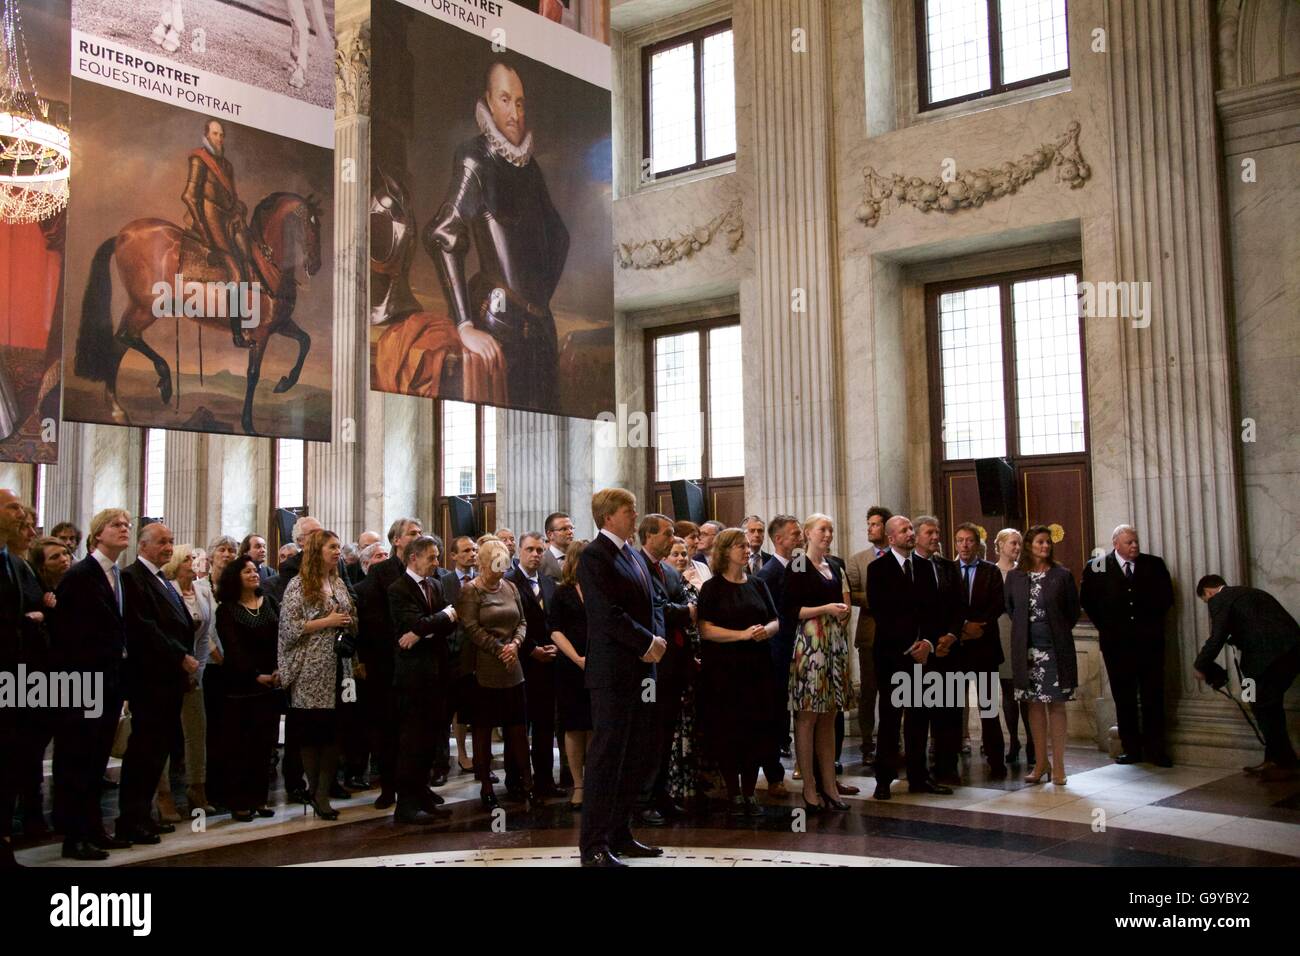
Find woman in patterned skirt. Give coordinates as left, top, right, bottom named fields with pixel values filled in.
left=1006, top=525, right=1080, bottom=786
left=781, top=514, right=852, bottom=812
left=665, top=536, right=709, bottom=808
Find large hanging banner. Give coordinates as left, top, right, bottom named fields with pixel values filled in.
left=370, top=0, right=613, bottom=420
left=62, top=0, right=335, bottom=439
left=0, top=0, right=70, bottom=463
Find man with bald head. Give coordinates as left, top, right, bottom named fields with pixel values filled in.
left=117, top=522, right=200, bottom=844
left=423, top=58, right=569, bottom=410
left=1081, top=524, right=1174, bottom=766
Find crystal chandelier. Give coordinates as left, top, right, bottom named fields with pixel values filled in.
left=0, top=0, right=69, bottom=224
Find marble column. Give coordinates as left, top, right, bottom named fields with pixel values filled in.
left=498, top=410, right=566, bottom=536
left=163, top=430, right=205, bottom=546
left=1101, top=0, right=1251, bottom=762
left=737, top=0, right=846, bottom=522
left=306, top=21, right=371, bottom=543
left=42, top=421, right=88, bottom=533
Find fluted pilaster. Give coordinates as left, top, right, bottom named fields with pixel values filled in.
left=498, top=410, right=566, bottom=536
left=41, top=421, right=87, bottom=532
left=740, top=0, right=845, bottom=521
left=163, top=430, right=205, bottom=546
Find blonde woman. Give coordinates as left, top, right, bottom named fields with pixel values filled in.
left=782, top=514, right=851, bottom=812
left=548, top=540, right=591, bottom=810
left=278, top=529, right=356, bottom=819
left=993, top=529, right=1032, bottom=765
left=457, top=537, right=532, bottom=809
left=1006, top=525, right=1080, bottom=786
left=159, top=544, right=214, bottom=817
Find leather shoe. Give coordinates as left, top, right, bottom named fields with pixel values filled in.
left=639, top=808, right=666, bottom=827
left=612, top=839, right=663, bottom=858
left=873, top=782, right=892, bottom=800
left=1114, top=753, right=1141, bottom=765
left=62, top=840, right=109, bottom=861
left=149, top=821, right=176, bottom=835
left=423, top=789, right=446, bottom=806
left=933, top=772, right=962, bottom=787
left=116, top=826, right=161, bottom=845
left=430, top=773, right=448, bottom=787
left=373, top=791, right=396, bottom=810
left=908, top=780, right=953, bottom=795
left=581, top=848, right=626, bottom=868
left=90, top=830, right=131, bottom=850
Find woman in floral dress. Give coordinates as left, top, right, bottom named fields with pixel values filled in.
left=666, top=537, right=710, bottom=808
left=1006, top=525, right=1080, bottom=786
left=781, top=514, right=851, bottom=812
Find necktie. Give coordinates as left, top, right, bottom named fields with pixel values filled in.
left=419, top=578, right=433, bottom=608
left=111, top=564, right=123, bottom=616
left=158, top=570, right=187, bottom=616
left=1124, top=561, right=1134, bottom=581
left=875, top=549, right=885, bottom=558
left=750, top=552, right=761, bottom=575
left=902, top=556, right=913, bottom=584
left=963, top=563, right=974, bottom=599
left=622, top=545, right=650, bottom=594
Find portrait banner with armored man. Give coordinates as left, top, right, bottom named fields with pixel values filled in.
left=370, top=0, right=613, bottom=420
left=62, top=0, right=334, bottom=439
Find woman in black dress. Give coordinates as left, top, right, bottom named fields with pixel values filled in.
left=697, top=529, right=779, bottom=817
left=215, top=555, right=282, bottom=821
left=547, top=540, right=590, bottom=811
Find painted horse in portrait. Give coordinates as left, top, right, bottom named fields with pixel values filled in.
left=75, top=192, right=322, bottom=436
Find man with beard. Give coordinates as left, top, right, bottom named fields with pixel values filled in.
left=182, top=118, right=255, bottom=349
left=423, top=60, right=570, bottom=409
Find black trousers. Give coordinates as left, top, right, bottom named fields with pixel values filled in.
left=365, top=674, right=398, bottom=791
left=580, top=684, right=657, bottom=857
left=1101, top=633, right=1167, bottom=759
left=523, top=660, right=558, bottom=787
left=394, top=683, right=445, bottom=808
left=874, top=654, right=931, bottom=787
left=117, top=693, right=183, bottom=831
left=1253, top=645, right=1300, bottom=768
left=0, top=714, right=18, bottom=839
left=53, top=688, right=123, bottom=843
left=202, top=664, right=228, bottom=803
left=646, top=644, right=686, bottom=804
left=222, top=694, right=279, bottom=811
left=764, top=653, right=790, bottom=784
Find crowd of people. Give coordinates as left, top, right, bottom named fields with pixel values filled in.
left=1, top=485, right=1296, bottom=867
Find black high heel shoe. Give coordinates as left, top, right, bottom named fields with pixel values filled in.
left=802, top=792, right=825, bottom=814
left=307, top=792, right=339, bottom=821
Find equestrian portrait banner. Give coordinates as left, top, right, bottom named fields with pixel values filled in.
left=62, top=0, right=335, bottom=439
left=0, top=0, right=69, bottom=464
left=369, top=0, right=613, bottom=420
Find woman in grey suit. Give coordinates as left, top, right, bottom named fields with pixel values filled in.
left=1006, top=525, right=1080, bottom=786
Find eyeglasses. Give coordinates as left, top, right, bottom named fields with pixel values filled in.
left=108, top=520, right=133, bottom=531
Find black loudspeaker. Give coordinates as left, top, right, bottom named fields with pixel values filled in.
left=670, top=479, right=706, bottom=525
left=449, top=496, right=480, bottom=539
left=275, top=508, right=300, bottom=547
left=974, top=457, right=1019, bottom=519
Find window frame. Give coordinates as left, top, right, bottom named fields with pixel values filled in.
left=641, top=19, right=736, bottom=181
left=139, top=428, right=167, bottom=522
left=925, top=261, right=1091, bottom=558
left=915, top=0, right=1070, bottom=113
left=644, top=315, right=744, bottom=518
left=433, top=401, right=496, bottom=546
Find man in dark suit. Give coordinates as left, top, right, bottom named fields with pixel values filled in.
left=1195, top=575, right=1300, bottom=782
left=506, top=532, right=561, bottom=796
left=742, top=515, right=773, bottom=577
left=387, top=535, right=457, bottom=824
left=868, top=516, right=952, bottom=799
left=953, top=522, right=1007, bottom=778
left=355, top=517, right=424, bottom=806
left=1081, top=525, right=1175, bottom=766
left=637, top=514, right=695, bottom=821
left=116, top=522, right=199, bottom=844
left=48, top=509, right=134, bottom=860
left=577, top=489, right=667, bottom=867
left=694, top=520, right=722, bottom=564
left=755, top=514, right=802, bottom=793
left=0, top=490, right=34, bottom=865
left=238, top=533, right=278, bottom=588
left=540, top=512, right=575, bottom=581
left=913, top=517, right=965, bottom=784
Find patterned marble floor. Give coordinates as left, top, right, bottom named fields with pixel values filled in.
left=13, top=742, right=1300, bottom=867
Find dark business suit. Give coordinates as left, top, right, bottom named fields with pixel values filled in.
left=924, top=554, right=967, bottom=778
left=50, top=556, right=126, bottom=847
left=256, top=562, right=278, bottom=589
left=578, top=532, right=660, bottom=858
left=1195, top=586, right=1300, bottom=768
left=355, top=556, right=404, bottom=793
left=0, top=548, right=38, bottom=843
left=868, top=550, right=944, bottom=787
left=955, top=559, right=1007, bottom=771
left=639, top=550, right=693, bottom=808
left=506, top=565, right=559, bottom=788
left=387, top=571, right=458, bottom=811
left=117, top=560, right=194, bottom=833
left=12, top=557, right=54, bottom=826
left=1081, top=551, right=1174, bottom=760
left=755, top=555, right=791, bottom=783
